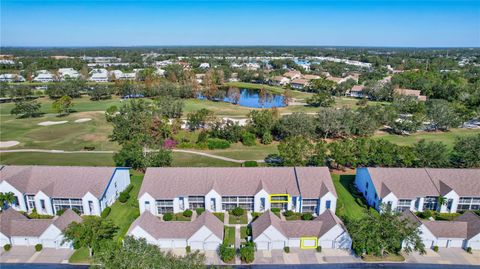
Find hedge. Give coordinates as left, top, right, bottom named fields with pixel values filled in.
left=56, top=209, right=66, bottom=216
left=195, top=208, right=205, bottom=215
left=183, top=210, right=193, bottom=218
left=243, top=161, right=258, bottom=167
left=301, top=213, right=313, bottom=220
left=240, top=242, right=255, bottom=263
left=219, top=243, right=236, bottom=263
left=207, top=138, right=230, bottom=149
left=241, top=132, right=256, bottom=146
left=35, top=244, right=43, bottom=252
left=232, top=207, right=244, bottom=217
left=163, top=213, right=173, bottom=221
left=101, top=207, right=111, bottom=218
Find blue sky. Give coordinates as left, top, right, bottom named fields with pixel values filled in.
left=1, top=0, right=479, bottom=47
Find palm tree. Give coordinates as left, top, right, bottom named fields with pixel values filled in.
left=0, top=192, right=16, bottom=209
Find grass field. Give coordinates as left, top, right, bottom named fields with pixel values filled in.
left=332, top=174, right=370, bottom=221
left=223, top=226, right=236, bottom=246
left=374, top=128, right=480, bottom=148
left=69, top=247, right=91, bottom=264
left=200, top=142, right=278, bottom=161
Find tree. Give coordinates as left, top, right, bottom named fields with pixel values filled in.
left=63, top=216, right=117, bottom=257
left=327, top=139, right=356, bottom=168
left=93, top=236, right=205, bottom=269
left=348, top=208, right=425, bottom=257
left=89, top=85, right=112, bottom=101
left=52, top=95, right=74, bottom=115
left=114, top=143, right=146, bottom=170
left=274, top=113, right=316, bottom=139
left=0, top=192, right=16, bottom=209
left=413, top=139, right=450, bottom=167
left=227, top=87, right=241, bottom=104
left=247, top=109, right=278, bottom=137
left=451, top=134, right=480, bottom=168
left=308, top=78, right=337, bottom=94
left=277, top=136, right=326, bottom=166
left=186, top=109, right=215, bottom=131
left=306, top=91, right=335, bottom=107
left=426, top=99, right=460, bottom=131
left=145, top=148, right=173, bottom=168
left=10, top=99, right=41, bottom=118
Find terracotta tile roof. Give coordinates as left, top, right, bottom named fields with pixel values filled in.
left=0, top=165, right=119, bottom=198
left=140, top=167, right=334, bottom=199
left=455, top=212, right=480, bottom=240
left=128, top=211, right=223, bottom=240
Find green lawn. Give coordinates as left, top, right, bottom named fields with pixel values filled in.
left=228, top=211, right=248, bottom=224
left=0, top=152, right=115, bottom=166
left=332, top=174, right=370, bottom=221
left=214, top=212, right=225, bottom=222
left=200, top=142, right=278, bottom=161
left=362, top=254, right=405, bottom=262
left=374, top=128, right=480, bottom=148
left=284, top=212, right=302, bottom=221
left=69, top=247, right=92, bottom=264
left=240, top=226, right=248, bottom=240
left=173, top=212, right=192, bottom=221
left=172, top=152, right=239, bottom=167
left=223, top=226, right=236, bottom=246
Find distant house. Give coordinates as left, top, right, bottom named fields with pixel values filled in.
left=228, top=72, right=239, bottom=82
left=270, top=76, right=290, bottom=86
left=127, top=210, right=223, bottom=250
left=58, top=68, right=80, bottom=80
left=110, top=70, right=136, bottom=81
left=195, top=74, right=205, bottom=84
left=355, top=167, right=480, bottom=213
left=283, top=71, right=302, bottom=80
left=0, top=208, right=82, bottom=249
left=33, top=70, right=54, bottom=82
left=290, top=78, right=309, bottom=90
left=138, top=167, right=337, bottom=216
left=252, top=210, right=351, bottom=250
left=199, top=63, right=210, bottom=69
left=0, top=74, right=26, bottom=83
left=0, top=165, right=131, bottom=216
left=403, top=210, right=480, bottom=250
left=302, top=74, right=320, bottom=81
left=394, top=88, right=427, bottom=101
left=89, top=68, right=109, bottom=83
left=349, top=85, right=366, bottom=98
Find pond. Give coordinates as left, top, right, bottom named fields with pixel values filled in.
left=199, top=88, right=286, bottom=108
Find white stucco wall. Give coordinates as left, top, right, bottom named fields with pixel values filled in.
left=100, top=168, right=131, bottom=210
left=254, top=226, right=288, bottom=250
left=128, top=226, right=157, bottom=245
left=0, top=232, right=11, bottom=247
left=318, top=224, right=352, bottom=249
left=0, top=181, right=27, bottom=212
left=465, top=233, right=480, bottom=250
left=440, top=191, right=459, bottom=213
left=34, top=191, right=53, bottom=215
left=254, top=189, right=269, bottom=212
left=319, top=192, right=337, bottom=215
left=138, top=193, right=156, bottom=215
left=82, top=192, right=101, bottom=216
left=205, top=190, right=221, bottom=212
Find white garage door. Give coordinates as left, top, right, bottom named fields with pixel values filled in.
left=437, top=239, right=448, bottom=248
left=423, top=240, right=434, bottom=249
left=204, top=242, right=219, bottom=251
left=189, top=241, right=204, bottom=250
left=271, top=241, right=284, bottom=250
left=255, top=241, right=269, bottom=250
left=12, top=237, right=37, bottom=246
left=318, top=240, right=334, bottom=249
left=302, top=239, right=317, bottom=248
left=42, top=240, right=57, bottom=248
left=469, top=241, right=480, bottom=250
left=173, top=240, right=187, bottom=248
left=447, top=239, right=463, bottom=248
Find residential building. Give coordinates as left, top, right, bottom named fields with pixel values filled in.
left=283, top=71, right=302, bottom=80
left=302, top=74, right=320, bottom=81
left=394, top=88, right=427, bottom=101
left=403, top=210, right=480, bottom=250
left=58, top=68, right=80, bottom=80
left=33, top=70, right=54, bottom=82
left=0, top=74, right=26, bottom=82
left=0, top=166, right=131, bottom=216
left=269, top=76, right=290, bottom=86
left=199, top=63, right=210, bottom=69
left=349, top=85, right=366, bottom=98
left=0, top=208, right=82, bottom=249
left=355, top=168, right=480, bottom=213
left=110, top=70, right=136, bottom=81
left=89, top=68, right=109, bottom=83
left=138, top=167, right=337, bottom=216
left=127, top=210, right=223, bottom=250
left=252, top=210, right=351, bottom=250
left=290, top=78, right=309, bottom=90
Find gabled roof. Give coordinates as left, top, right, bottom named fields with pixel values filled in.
left=350, top=85, right=365, bottom=92
left=128, top=211, right=223, bottom=240
left=422, top=221, right=468, bottom=239
left=455, top=212, right=480, bottom=240
left=425, top=169, right=480, bottom=197
left=53, top=209, right=83, bottom=231
left=140, top=167, right=334, bottom=199
left=0, top=208, right=27, bottom=236
left=0, top=165, right=120, bottom=198
left=252, top=210, right=344, bottom=240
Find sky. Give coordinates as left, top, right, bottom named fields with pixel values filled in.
left=1, top=0, right=479, bottom=47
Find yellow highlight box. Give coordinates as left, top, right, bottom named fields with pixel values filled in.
left=268, top=194, right=290, bottom=203
left=300, top=237, right=318, bottom=249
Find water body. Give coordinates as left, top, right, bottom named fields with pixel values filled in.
left=199, top=88, right=286, bottom=108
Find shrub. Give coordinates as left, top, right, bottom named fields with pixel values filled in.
left=417, top=210, right=433, bottom=219
left=219, top=243, right=236, bottom=263
left=124, top=184, right=134, bottom=193
left=118, top=192, right=130, bottom=203
left=284, top=246, right=290, bottom=253
left=101, top=207, right=111, bottom=218
left=243, top=161, right=258, bottom=167
left=186, top=246, right=191, bottom=253
left=83, top=146, right=96, bottom=151
left=316, top=246, right=322, bottom=253
left=466, top=247, right=472, bottom=254
left=56, top=209, right=66, bottom=216
left=195, top=208, right=205, bottom=216
left=35, top=244, right=43, bottom=252
left=232, top=207, right=244, bottom=217
left=271, top=208, right=280, bottom=213
left=207, top=138, right=230, bottom=149
left=4, top=244, right=11, bottom=251
left=301, top=213, right=313, bottom=220
left=284, top=210, right=294, bottom=217
left=163, top=213, right=173, bottom=221
left=183, top=209, right=193, bottom=218
left=240, top=242, right=255, bottom=263
left=242, top=132, right=256, bottom=146
left=261, top=132, right=273, bottom=145
left=197, top=131, right=209, bottom=143
left=252, top=212, right=262, bottom=220
left=28, top=209, right=54, bottom=219
left=433, top=245, right=439, bottom=252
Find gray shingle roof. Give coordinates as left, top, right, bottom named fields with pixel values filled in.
left=140, top=167, right=335, bottom=199
left=128, top=211, right=223, bottom=240
left=53, top=209, right=83, bottom=231
left=0, top=165, right=119, bottom=198
left=455, top=212, right=480, bottom=240
left=422, top=221, right=468, bottom=238
left=425, top=169, right=480, bottom=197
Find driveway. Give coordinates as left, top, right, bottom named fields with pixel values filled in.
left=0, top=246, right=73, bottom=264
left=405, top=248, right=480, bottom=265
left=254, top=248, right=359, bottom=264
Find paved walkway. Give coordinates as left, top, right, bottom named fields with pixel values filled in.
left=405, top=248, right=480, bottom=265
left=0, top=148, right=264, bottom=163
left=0, top=246, right=73, bottom=264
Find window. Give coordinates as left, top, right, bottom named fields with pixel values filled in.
left=396, top=199, right=412, bottom=212
left=40, top=199, right=46, bottom=210
left=188, top=196, right=205, bottom=209
left=221, top=196, right=254, bottom=211
left=423, top=196, right=438, bottom=211
left=52, top=198, right=84, bottom=214
left=156, top=200, right=173, bottom=214
left=270, top=195, right=289, bottom=202
left=302, top=199, right=319, bottom=213
left=12, top=196, right=19, bottom=206
left=26, top=195, right=35, bottom=211
left=271, top=203, right=287, bottom=210
left=88, top=201, right=94, bottom=214
left=365, top=182, right=369, bottom=189
left=326, top=200, right=331, bottom=209
left=457, top=197, right=480, bottom=211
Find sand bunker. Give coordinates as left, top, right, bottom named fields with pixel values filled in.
left=38, top=121, right=68, bottom=126
left=0, top=141, right=20, bottom=148
left=74, top=118, right=92, bottom=123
